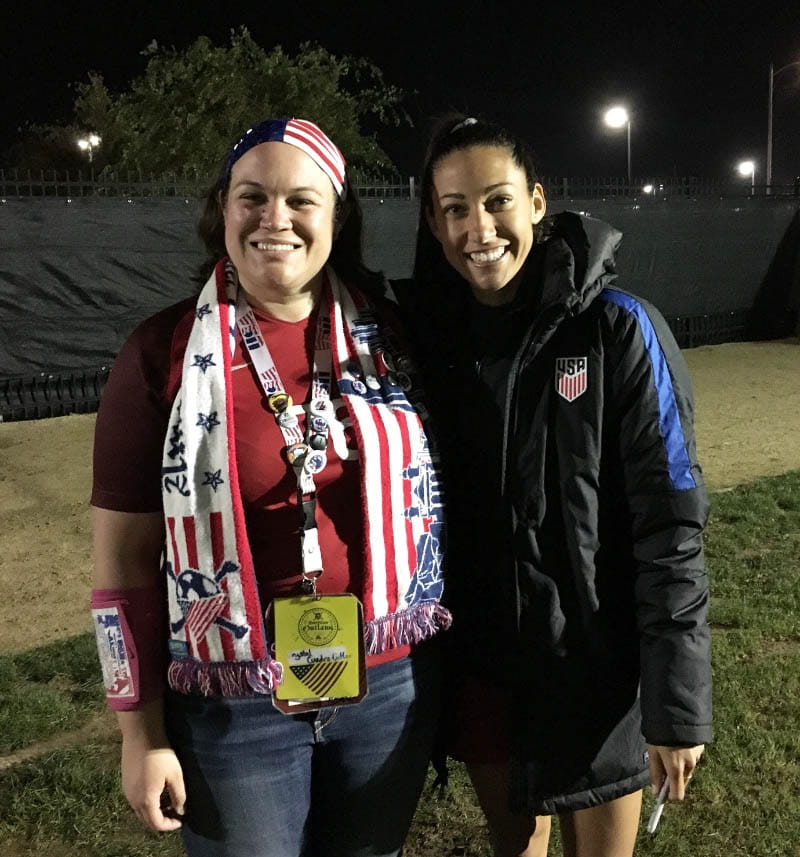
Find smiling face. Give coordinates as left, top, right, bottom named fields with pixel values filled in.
left=223, top=141, right=337, bottom=318
left=427, top=145, right=546, bottom=305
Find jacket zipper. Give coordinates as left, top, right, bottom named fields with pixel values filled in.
left=499, top=305, right=565, bottom=498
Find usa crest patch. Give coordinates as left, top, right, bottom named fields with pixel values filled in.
left=555, top=356, right=588, bottom=402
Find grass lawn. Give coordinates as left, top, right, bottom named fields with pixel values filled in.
left=1, top=470, right=798, bottom=856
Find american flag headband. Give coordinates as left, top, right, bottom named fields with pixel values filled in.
left=235, top=290, right=333, bottom=592
left=224, top=118, right=347, bottom=200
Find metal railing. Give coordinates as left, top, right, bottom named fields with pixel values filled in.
left=2, top=168, right=798, bottom=200
left=0, top=168, right=417, bottom=200
left=665, top=309, right=751, bottom=349
left=541, top=176, right=800, bottom=200
left=0, top=368, right=110, bottom=422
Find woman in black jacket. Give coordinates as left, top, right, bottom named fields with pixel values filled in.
left=394, top=116, right=712, bottom=857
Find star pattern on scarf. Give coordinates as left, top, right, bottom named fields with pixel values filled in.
left=196, top=411, right=220, bottom=432
left=196, top=303, right=212, bottom=320
left=202, top=469, right=224, bottom=491
left=192, top=353, right=216, bottom=373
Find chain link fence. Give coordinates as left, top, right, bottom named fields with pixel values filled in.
left=3, top=168, right=799, bottom=200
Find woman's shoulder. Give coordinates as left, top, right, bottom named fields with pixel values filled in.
left=110, top=296, right=198, bottom=407
left=387, top=276, right=463, bottom=319
left=94, top=296, right=199, bottom=513
left=591, top=287, right=677, bottom=352
left=124, top=296, right=198, bottom=354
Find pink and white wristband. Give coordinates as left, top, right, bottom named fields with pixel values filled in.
left=90, top=586, right=167, bottom=711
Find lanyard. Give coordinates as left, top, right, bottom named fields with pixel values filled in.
left=236, top=291, right=334, bottom=592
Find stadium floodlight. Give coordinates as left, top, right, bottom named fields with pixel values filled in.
left=737, top=160, right=756, bottom=195
left=77, top=133, right=102, bottom=163
left=603, top=106, right=632, bottom=185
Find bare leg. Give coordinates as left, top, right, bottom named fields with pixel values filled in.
left=559, top=790, right=642, bottom=857
left=466, top=761, right=552, bottom=857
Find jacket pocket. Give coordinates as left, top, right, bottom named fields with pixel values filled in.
left=516, top=560, right=568, bottom=656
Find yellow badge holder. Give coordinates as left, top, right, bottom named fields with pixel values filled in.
left=268, top=593, right=367, bottom=714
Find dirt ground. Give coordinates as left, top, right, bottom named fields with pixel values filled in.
left=0, top=339, right=798, bottom=656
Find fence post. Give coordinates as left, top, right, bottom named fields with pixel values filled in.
left=409, top=176, right=415, bottom=199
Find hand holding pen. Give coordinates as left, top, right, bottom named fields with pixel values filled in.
left=647, top=777, right=670, bottom=833
left=645, top=743, right=705, bottom=834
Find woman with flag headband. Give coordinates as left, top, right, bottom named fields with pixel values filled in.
left=90, top=117, right=449, bottom=856
left=393, top=115, right=712, bottom=857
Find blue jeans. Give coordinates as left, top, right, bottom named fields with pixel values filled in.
left=165, top=643, right=440, bottom=857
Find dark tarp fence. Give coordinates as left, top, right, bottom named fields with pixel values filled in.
left=1, top=195, right=798, bottom=420
left=0, top=197, right=203, bottom=377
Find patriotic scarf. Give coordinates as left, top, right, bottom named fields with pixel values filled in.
left=163, top=260, right=450, bottom=697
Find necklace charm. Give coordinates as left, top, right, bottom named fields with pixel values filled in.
left=267, top=392, right=293, bottom=414
left=309, top=433, right=328, bottom=451
left=304, top=450, right=327, bottom=475
left=286, top=442, right=310, bottom=467
left=277, top=410, right=300, bottom=429
left=309, top=398, right=332, bottom=417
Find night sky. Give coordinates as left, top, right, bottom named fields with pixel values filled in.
left=4, top=0, right=799, bottom=182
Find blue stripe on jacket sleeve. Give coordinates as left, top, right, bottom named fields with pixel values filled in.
left=601, top=289, right=696, bottom=491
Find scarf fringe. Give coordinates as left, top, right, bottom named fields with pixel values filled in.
left=168, top=657, right=284, bottom=697
left=167, top=602, right=451, bottom=697
left=366, top=601, right=452, bottom=655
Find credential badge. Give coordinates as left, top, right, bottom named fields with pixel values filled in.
left=555, top=356, right=588, bottom=402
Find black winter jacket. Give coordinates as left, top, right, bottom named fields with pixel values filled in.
left=394, top=212, right=712, bottom=813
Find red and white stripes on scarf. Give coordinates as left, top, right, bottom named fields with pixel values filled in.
left=163, top=261, right=449, bottom=697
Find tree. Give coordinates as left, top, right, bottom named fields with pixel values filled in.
left=3, top=124, right=91, bottom=172
left=70, top=28, right=407, bottom=177
left=3, top=75, right=116, bottom=172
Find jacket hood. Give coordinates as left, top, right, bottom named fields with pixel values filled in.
left=537, top=211, right=622, bottom=315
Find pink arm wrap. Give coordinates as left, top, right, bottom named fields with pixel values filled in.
left=90, top=585, right=168, bottom=711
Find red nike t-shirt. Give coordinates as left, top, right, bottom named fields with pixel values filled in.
left=92, top=296, right=407, bottom=666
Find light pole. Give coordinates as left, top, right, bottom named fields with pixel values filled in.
left=604, top=106, right=631, bottom=186
left=77, top=133, right=102, bottom=163
left=767, top=60, right=800, bottom=194
left=737, top=160, right=755, bottom=196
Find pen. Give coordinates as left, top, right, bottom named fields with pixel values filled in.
left=646, top=778, right=670, bottom=834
